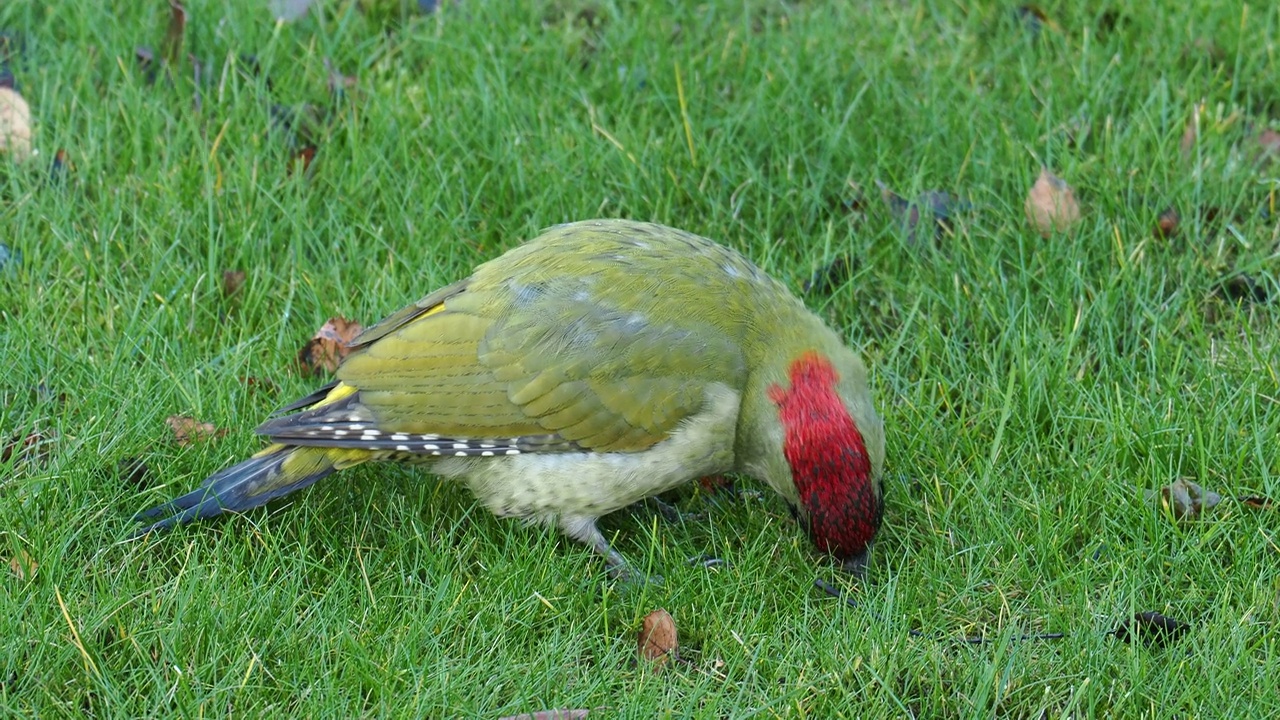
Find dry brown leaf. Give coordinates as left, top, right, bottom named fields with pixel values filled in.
left=497, top=711, right=590, bottom=720
left=1, top=430, right=55, bottom=468
left=1111, top=611, right=1189, bottom=647
left=238, top=375, right=281, bottom=396
left=697, top=474, right=736, bottom=495
left=637, top=608, right=678, bottom=668
left=1145, top=477, right=1221, bottom=521
left=1256, top=128, right=1280, bottom=166
left=165, top=415, right=227, bottom=446
left=1154, top=206, right=1180, bottom=239
left=297, top=316, right=363, bottom=376
left=1180, top=103, right=1204, bottom=157
left=222, top=269, right=246, bottom=297
left=117, top=456, right=152, bottom=489
left=8, top=550, right=36, bottom=580
left=0, top=86, right=32, bottom=163
left=162, top=1, right=188, bottom=66
left=1238, top=495, right=1274, bottom=510
left=1024, top=169, right=1081, bottom=237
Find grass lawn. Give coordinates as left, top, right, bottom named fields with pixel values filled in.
left=3, top=0, right=1279, bottom=716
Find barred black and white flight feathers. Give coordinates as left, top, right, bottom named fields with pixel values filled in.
left=256, top=388, right=583, bottom=457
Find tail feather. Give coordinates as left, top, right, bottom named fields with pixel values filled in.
left=131, top=445, right=344, bottom=537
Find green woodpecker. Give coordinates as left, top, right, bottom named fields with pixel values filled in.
left=134, top=220, right=886, bottom=575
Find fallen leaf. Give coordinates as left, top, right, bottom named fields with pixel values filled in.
left=1014, top=5, right=1059, bottom=38
left=1214, top=274, right=1270, bottom=305
left=1238, top=495, right=1273, bottom=509
left=696, top=474, right=736, bottom=495
left=359, top=0, right=438, bottom=25
left=1180, top=105, right=1201, bottom=157
left=0, top=85, right=32, bottom=163
left=117, top=457, right=152, bottom=489
left=291, top=145, right=317, bottom=176
left=165, top=415, right=227, bottom=446
left=1145, top=477, right=1222, bottom=521
left=1, top=430, right=55, bottom=468
left=1182, top=38, right=1225, bottom=67
left=297, top=316, right=362, bottom=376
left=134, top=46, right=159, bottom=84
left=1111, top=611, right=1189, bottom=647
left=162, top=1, right=188, bottom=67
left=1024, top=169, right=1081, bottom=236
left=1096, top=9, right=1128, bottom=38
left=1154, top=206, right=1180, bottom=239
left=239, top=375, right=281, bottom=396
left=497, top=711, right=590, bottom=720
left=637, top=609, right=678, bottom=668
left=190, top=52, right=211, bottom=113
left=324, top=57, right=357, bottom=99
left=222, top=269, right=246, bottom=298
left=1255, top=128, right=1280, bottom=166
left=270, top=103, right=326, bottom=166
left=49, top=149, right=72, bottom=184
left=803, top=256, right=855, bottom=294
left=7, top=550, right=35, bottom=580
left=878, top=182, right=971, bottom=246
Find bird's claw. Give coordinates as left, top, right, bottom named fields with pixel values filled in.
left=686, top=554, right=730, bottom=569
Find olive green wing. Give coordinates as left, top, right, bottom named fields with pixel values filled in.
left=259, top=256, right=747, bottom=454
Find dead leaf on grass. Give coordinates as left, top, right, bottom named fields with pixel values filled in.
left=116, top=456, right=152, bottom=489
left=1145, top=477, right=1221, bottom=521
left=1238, top=495, right=1274, bottom=510
left=1024, top=169, right=1081, bottom=236
left=803, top=256, right=856, bottom=295
left=1, top=430, right=55, bottom=468
left=497, top=711, right=590, bottom=720
left=162, top=1, right=188, bottom=67
left=1111, top=611, right=1189, bottom=647
left=1214, top=274, right=1271, bottom=305
left=877, top=182, right=971, bottom=246
left=165, top=415, right=227, bottom=446
left=0, top=85, right=32, bottom=163
left=1154, top=206, right=1180, bottom=239
left=1180, top=103, right=1204, bottom=157
left=7, top=550, right=35, bottom=580
left=222, top=269, right=246, bottom=298
left=238, top=375, right=281, bottom=397
left=297, top=316, right=363, bottom=376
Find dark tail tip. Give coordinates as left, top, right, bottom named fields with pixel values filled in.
left=130, top=447, right=334, bottom=538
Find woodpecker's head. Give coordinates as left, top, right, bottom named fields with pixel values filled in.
left=754, top=349, right=885, bottom=574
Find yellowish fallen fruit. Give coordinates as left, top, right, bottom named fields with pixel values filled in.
left=1025, top=168, right=1081, bottom=237
left=638, top=608, right=678, bottom=669
left=0, top=86, right=33, bottom=163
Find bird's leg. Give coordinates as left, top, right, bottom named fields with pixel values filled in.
left=558, top=514, right=660, bottom=585
left=645, top=496, right=706, bottom=524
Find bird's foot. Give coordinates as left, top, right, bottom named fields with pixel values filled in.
left=644, top=496, right=706, bottom=524
left=687, top=553, right=730, bottom=569
left=606, top=559, right=664, bottom=588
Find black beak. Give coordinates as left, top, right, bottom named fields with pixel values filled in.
left=840, top=543, right=872, bottom=578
